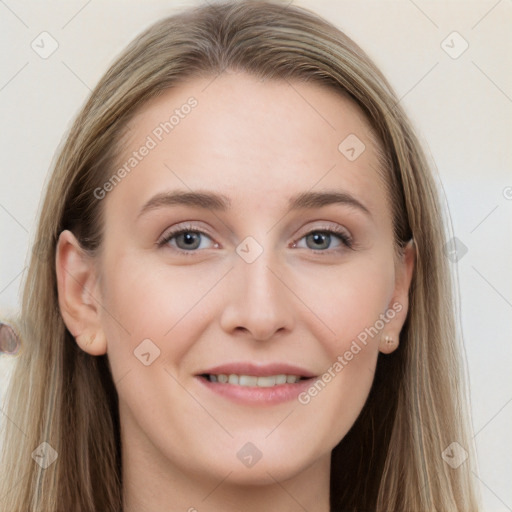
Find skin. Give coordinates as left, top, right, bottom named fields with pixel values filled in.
left=56, top=71, right=414, bottom=512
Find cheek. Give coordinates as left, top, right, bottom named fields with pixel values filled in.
left=293, top=254, right=396, bottom=355
left=98, top=252, right=228, bottom=374
left=296, top=345, right=378, bottom=456
left=292, top=254, right=395, bottom=431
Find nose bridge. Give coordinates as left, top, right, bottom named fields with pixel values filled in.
left=220, top=237, right=294, bottom=339
left=235, top=233, right=279, bottom=291
left=240, top=249, right=279, bottom=304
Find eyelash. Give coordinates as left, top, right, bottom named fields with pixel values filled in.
left=157, top=223, right=353, bottom=256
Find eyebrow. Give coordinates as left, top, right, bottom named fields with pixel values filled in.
left=289, top=190, right=371, bottom=216
left=137, top=191, right=231, bottom=218
left=137, top=189, right=371, bottom=218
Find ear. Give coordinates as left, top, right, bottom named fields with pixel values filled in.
left=55, top=230, right=107, bottom=356
left=379, top=239, right=415, bottom=354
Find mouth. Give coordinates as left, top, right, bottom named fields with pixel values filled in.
left=199, top=373, right=313, bottom=387
left=195, top=363, right=317, bottom=405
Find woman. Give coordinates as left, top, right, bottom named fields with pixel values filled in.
left=0, top=1, right=479, bottom=510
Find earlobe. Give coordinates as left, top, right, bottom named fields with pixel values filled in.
left=55, top=230, right=107, bottom=356
left=379, top=333, right=399, bottom=354
left=75, top=330, right=107, bottom=356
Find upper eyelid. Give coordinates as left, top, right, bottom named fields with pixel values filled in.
left=158, top=223, right=214, bottom=243
left=158, top=222, right=352, bottom=248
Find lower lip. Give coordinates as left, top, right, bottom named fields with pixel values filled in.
left=196, top=376, right=315, bottom=405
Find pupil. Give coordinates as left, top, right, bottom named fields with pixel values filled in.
left=179, top=232, right=200, bottom=249
left=308, top=232, right=329, bottom=250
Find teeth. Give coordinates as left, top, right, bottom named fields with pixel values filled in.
left=275, top=374, right=287, bottom=385
left=256, top=376, right=276, bottom=387
left=239, top=375, right=258, bottom=386
left=207, top=373, right=302, bottom=386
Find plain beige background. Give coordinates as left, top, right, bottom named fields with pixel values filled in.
left=1, top=1, right=511, bottom=510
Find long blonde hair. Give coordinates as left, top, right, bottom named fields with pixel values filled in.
left=0, top=1, right=479, bottom=510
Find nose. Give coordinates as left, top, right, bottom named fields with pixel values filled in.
left=219, top=250, right=295, bottom=341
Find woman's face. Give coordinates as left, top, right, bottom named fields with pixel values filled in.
left=59, top=71, right=413, bottom=489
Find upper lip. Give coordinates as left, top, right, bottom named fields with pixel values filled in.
left=197, top=362, right=316, bottom=378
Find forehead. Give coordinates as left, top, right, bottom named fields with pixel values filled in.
left=105, top=71, right=388, bottom=220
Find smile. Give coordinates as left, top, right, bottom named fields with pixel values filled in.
left=203, top=373, right=307, bottom=387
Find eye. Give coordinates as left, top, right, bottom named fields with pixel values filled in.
left=292, top=227, right=353, bottom=252
left=157, top=223, right=353, bottom=256
left=158, top=224, right=217, bottom=253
